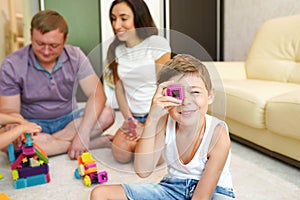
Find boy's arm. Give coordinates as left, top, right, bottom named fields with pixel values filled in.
left=134, top=108, right=167, bottom=178
left=191, top=125, right=231, bottom=200
left=134, top=82, right=181, bottom=178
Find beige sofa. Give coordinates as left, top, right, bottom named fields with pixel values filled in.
left=208, top=15, right=300, bottom=168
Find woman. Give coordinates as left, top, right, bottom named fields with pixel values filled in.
left=107, top=0, right=171, bottom=163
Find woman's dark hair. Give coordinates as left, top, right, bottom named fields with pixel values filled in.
left=107, top=0, right=158, bottom=84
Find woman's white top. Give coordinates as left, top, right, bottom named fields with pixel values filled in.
left=116, top=35, right=171, bottom=115
left=162, top=114, right=234, bottom=188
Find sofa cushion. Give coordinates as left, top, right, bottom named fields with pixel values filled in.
left=245, top=15, right=300, bottom=83
left=266, top=90, right=300, bottom=140
left=223, top=80, right=300, bottom=129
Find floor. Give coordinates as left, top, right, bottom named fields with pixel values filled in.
left=0, top=112, right=299, bottom=199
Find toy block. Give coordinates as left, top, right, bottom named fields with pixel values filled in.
left=34, top=143, right=48, bottom=158
left=14, top=174, right=47, bottom=189
left=85, top=163, right=97, bottom=170
left=8, top=134, right=50, bottom=189
left=98, top=171, right=108, bottom=184
left=14, top=178, right=27, bottom=189
left=0, top=193, right=11, bottom=200
left=22, top=145, right=35, bottom=156
left=46, top=173, right=51, bottom=183
left=11, top=169, right=19, bottom=180
left=74, top=152, right=109, bottom=187
left=85, top=167, right=97, bottom=174
left=18, top=164, right=49, bottom=178
left=25, top=133, right=33, bottom=147
left=11, top=153, right=25, bottom=170
left=81, top=152, right=94, bottom=163
left=35, top=148, right=49, bottom=164
left=30, top=157, right=40, bottom=167
left=8, top=143, right=15, bottom=163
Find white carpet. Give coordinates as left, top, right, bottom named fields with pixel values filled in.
left=1, top=112, right=299, bottom=199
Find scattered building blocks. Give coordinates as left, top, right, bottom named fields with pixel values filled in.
left=8, top=133, right=50, bottom=189
left=74, top=152, right=108, bottom=187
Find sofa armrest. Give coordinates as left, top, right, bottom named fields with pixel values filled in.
left=203, top=61, right=247, bottom=80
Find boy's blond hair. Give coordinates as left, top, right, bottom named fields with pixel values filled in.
left=157, top=54, right=212, bottom=93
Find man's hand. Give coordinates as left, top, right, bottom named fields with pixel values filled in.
left=68, top=132, right=90, bottom=160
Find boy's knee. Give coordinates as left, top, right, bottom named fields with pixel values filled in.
left=90, top=186, right=105, bottom=200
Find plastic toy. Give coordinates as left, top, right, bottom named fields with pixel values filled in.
left=0, top=193, right=10, bottom=200
left=74, top=152, right=108, bottom=187
left=7, top=133, right=50, bottom=189
left=128, top=117, right=137, bottom=137
left=166, top=85, right=184, bottom=100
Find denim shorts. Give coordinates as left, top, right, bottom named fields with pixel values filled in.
left=26, top=108, right=84, bottom=134
left=133, top=114, right=148, bottom=124
left=122, top=177, right=235, bottom=200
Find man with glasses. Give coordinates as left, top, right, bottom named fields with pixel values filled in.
left=0, top=10, right=114, bottom=160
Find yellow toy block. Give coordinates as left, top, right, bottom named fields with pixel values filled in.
left=81, top=152, right=94, bottom=162
left=11, top=169, right=19, bottom=180
left=0, top=193, right=10, bottom=200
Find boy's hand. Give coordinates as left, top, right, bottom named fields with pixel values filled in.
left=150, top=81, right=182, bottom=117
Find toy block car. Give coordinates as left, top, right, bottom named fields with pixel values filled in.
left=74, top=152, right=108, bottom=187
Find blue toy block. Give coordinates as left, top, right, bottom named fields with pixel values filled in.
left=14, top=174, right=47, bottom=189
left=7, top=143, right=15, bottom=163
left=14, top=178, right=27, bottom=189
left=25, top=133, right=33, bottom=147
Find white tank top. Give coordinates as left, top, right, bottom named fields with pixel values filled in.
left=162, top=114, right=233, bottom=188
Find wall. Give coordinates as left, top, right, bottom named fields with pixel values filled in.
left=224, top=0, right=300, bottom=61
left=0, top=0, right=10, bottom=63
left=0, top=0, right=39, bottom=64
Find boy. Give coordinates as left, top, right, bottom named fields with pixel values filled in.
left=91, top=54, right=235, bottom=199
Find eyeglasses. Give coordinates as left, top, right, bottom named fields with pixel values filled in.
left=33, top=40, right=63, bottom=51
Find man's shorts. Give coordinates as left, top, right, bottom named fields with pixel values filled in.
left=26, top=108, right=84, bottom=134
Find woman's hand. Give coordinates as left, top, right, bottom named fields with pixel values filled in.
left=121, top=117, right=143, bottom=141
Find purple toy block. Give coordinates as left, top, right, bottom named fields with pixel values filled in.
left=18, top=164, right=49, bottom=178
left=97, top=171, right=108, bottom=184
